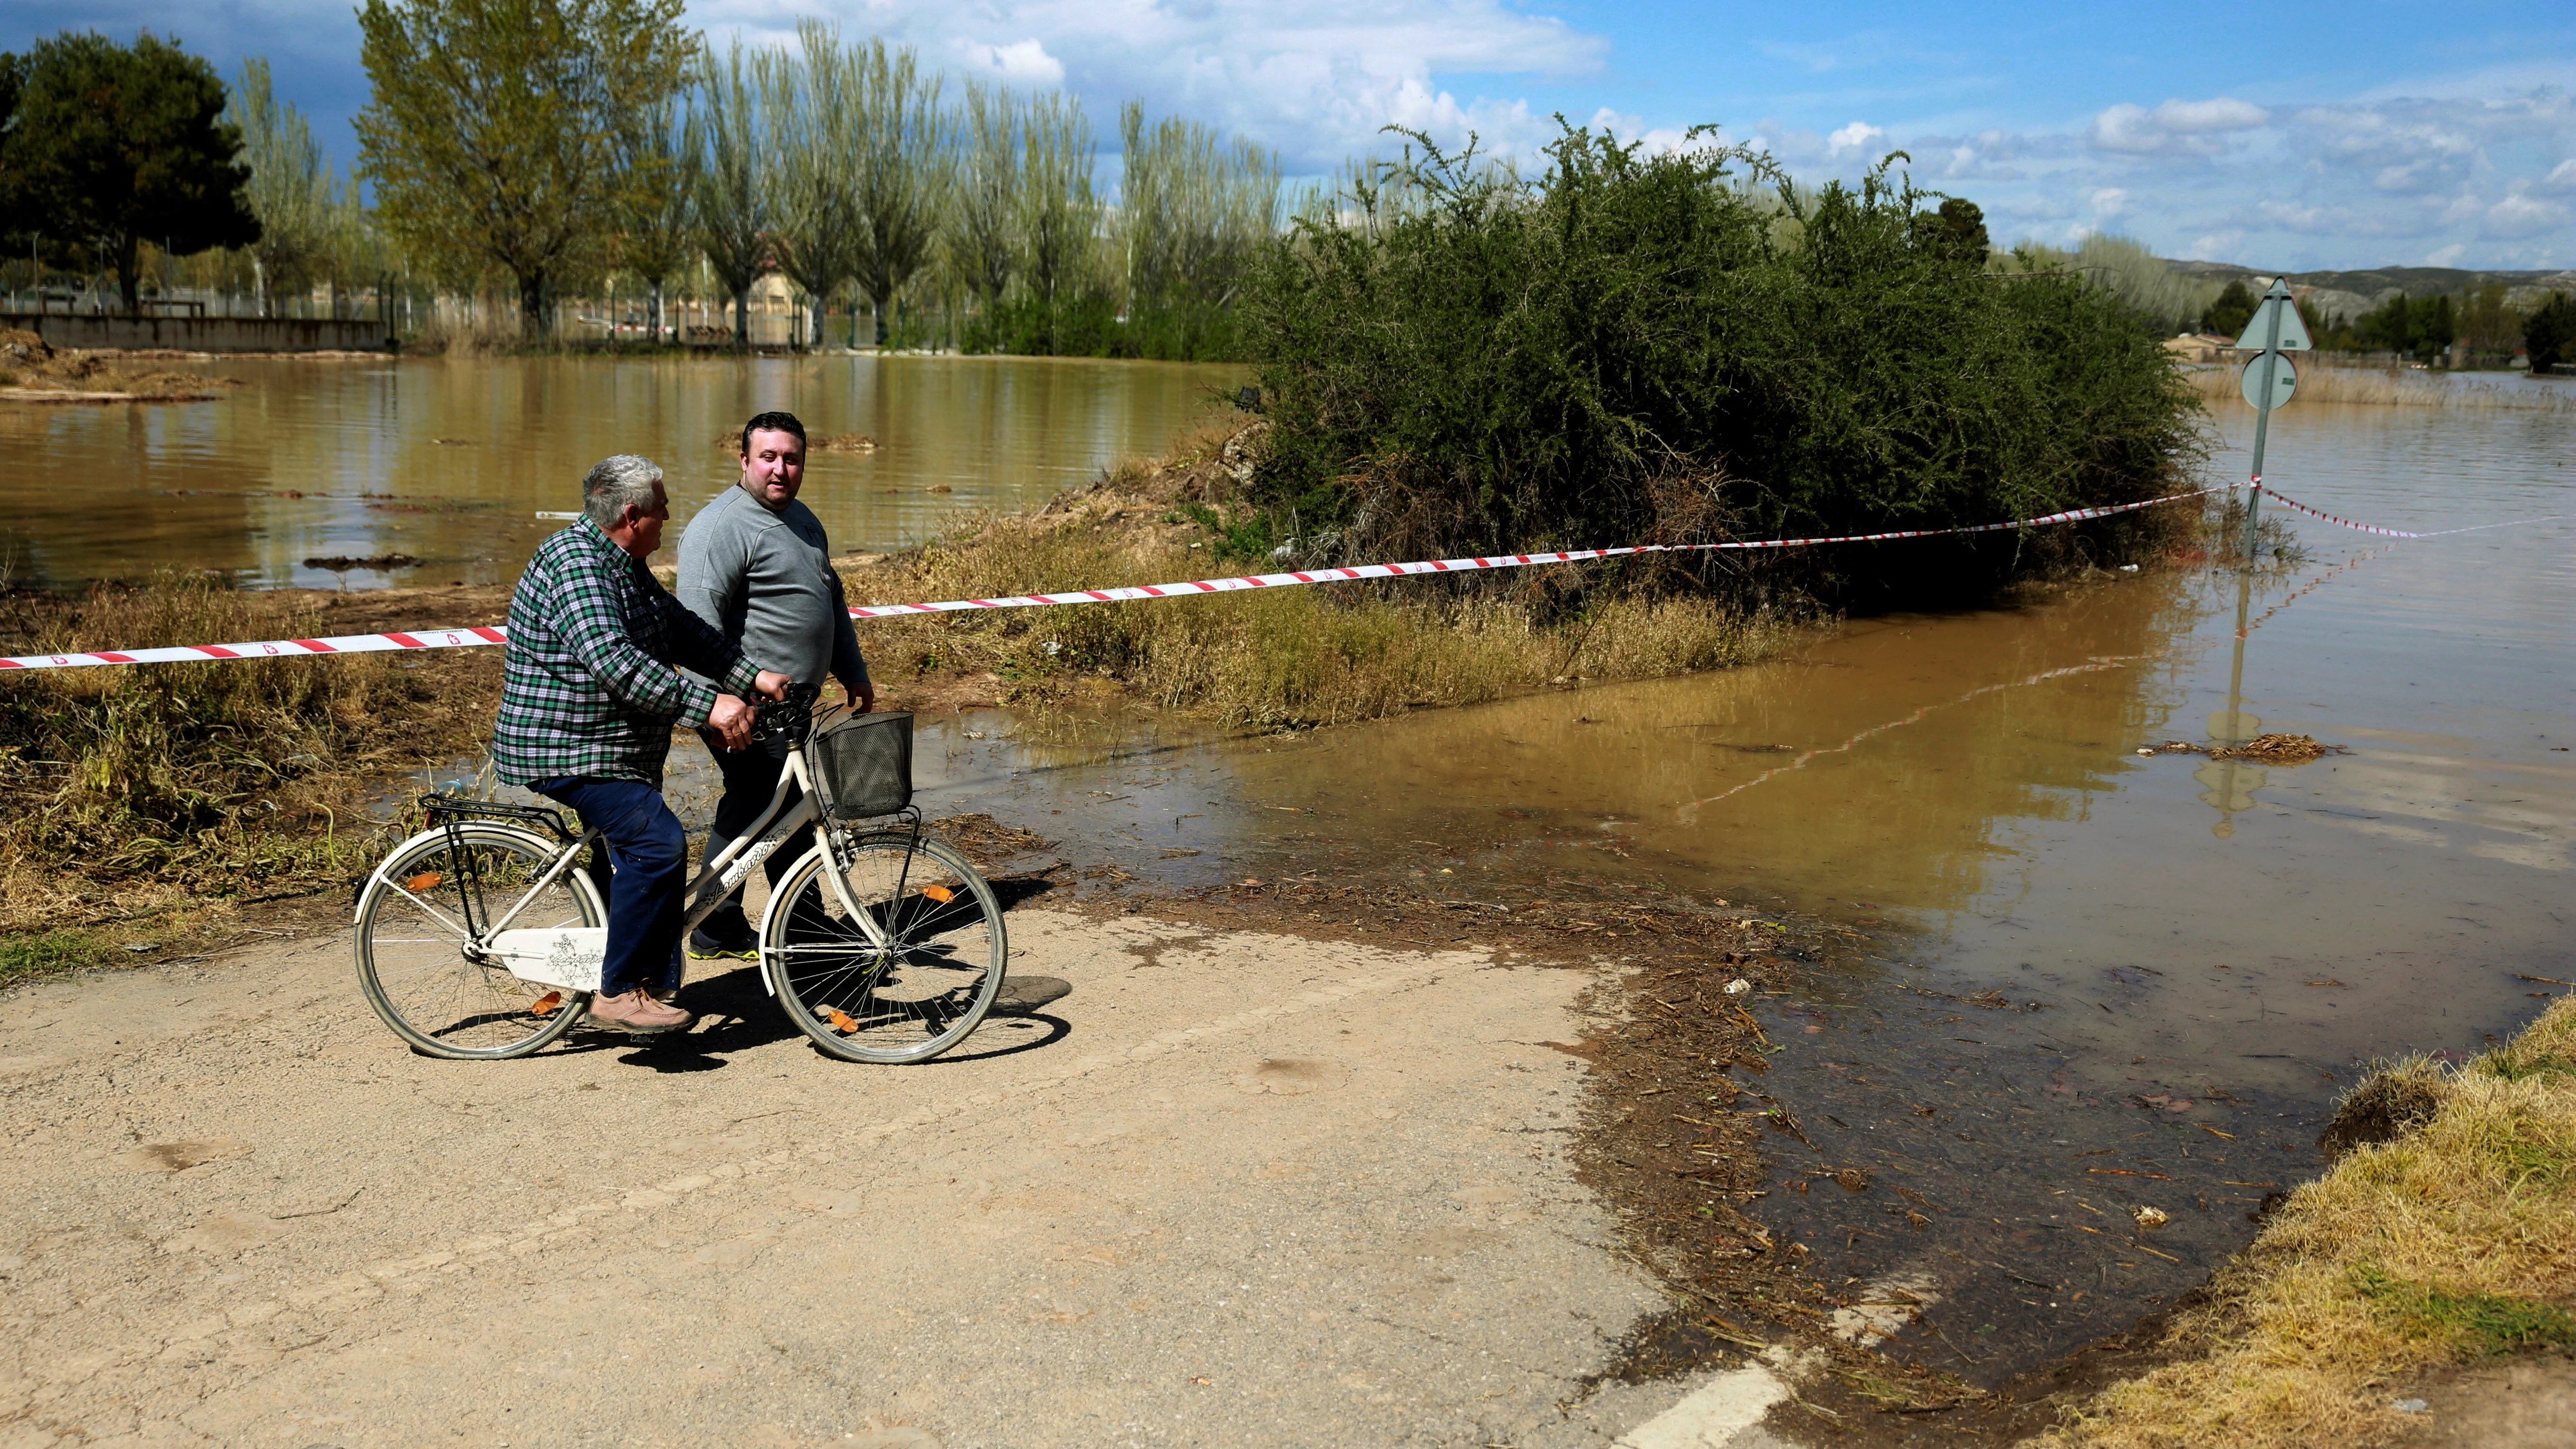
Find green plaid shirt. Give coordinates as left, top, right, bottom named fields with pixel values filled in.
left=492, top=518, right=759, bottom=786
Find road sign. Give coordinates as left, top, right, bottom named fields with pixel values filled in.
left=2241, top=354, right=2298, bottom=410
left=2235, top=286, right=2312, bottom=353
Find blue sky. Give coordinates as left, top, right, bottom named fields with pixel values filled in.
left=9, top=1, right=2572, bottom=269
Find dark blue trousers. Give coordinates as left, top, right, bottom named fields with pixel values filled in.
left=528, top=777, right=686, bottom=998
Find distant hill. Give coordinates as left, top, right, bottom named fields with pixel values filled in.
left=2170, top=260, right=2576, bottom=321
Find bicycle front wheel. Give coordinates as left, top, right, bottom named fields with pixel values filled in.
left=356, top=824, right=603, bottom=1059
left=762, top=834, right=1006, bottom=1064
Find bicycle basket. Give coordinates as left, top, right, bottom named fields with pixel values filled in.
left=809, top=710, right=914, bottom=820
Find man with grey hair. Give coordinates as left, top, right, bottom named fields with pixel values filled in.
left=493, top=455, right=789, bottom=1035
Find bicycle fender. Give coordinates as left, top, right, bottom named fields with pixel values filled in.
left=752, top=844, right=842, bottom=998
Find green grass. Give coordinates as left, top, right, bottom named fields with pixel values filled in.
left=0, top=928, right=123, bottom=989
left=2354, top=1266, right=2576, bottom=1357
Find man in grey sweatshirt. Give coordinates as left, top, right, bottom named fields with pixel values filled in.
left=675, top=410, right=875, bottom=958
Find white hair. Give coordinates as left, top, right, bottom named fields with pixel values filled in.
left=581, top=454, right=663, bottom=528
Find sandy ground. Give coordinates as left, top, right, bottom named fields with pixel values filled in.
left=0, top=905, right=1775, bottom=1449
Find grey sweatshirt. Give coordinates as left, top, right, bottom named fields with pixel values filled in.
left=674, top=484, right=868, bottom=694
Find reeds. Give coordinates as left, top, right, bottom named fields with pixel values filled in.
left=841, top=423, right=1797, bottom=729
left=2042, top=998, right=2576, bottom=1447
left=0, top=574, right=491, bottom=934
left=2183, top=363, right=2576, bottom=412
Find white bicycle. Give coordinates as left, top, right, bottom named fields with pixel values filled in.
left=352, top=690, right=1007, bottom=1063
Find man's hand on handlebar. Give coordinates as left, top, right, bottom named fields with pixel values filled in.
left=754, top=670, right=792, bottom=701
left=706, top=693, right=757, bottom=751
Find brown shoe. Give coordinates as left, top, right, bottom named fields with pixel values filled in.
left=586, top=989, right=694, bottom=1035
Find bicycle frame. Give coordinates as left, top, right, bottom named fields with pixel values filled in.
left=368, top=744, right=880, bottom=976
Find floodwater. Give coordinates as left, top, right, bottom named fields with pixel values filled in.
left=2, top=352, right=1240, bottom=589
left=770, top=397, right=2570, bottom=1381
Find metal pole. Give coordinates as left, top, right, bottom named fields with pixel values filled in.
left=2241, top=282, right=2287, bottom=563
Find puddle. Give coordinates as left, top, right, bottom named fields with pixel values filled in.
left=415, top=400, right=2571, bottom=1381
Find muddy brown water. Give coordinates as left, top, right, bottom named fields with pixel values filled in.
left=608, top=400, right=2561, bottom=1385
left=2, top=352, right=1240, bottom=589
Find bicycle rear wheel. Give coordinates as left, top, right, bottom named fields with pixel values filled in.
left=761, top=834, right=1006, bottom=1064
left=356, top=824, right=603, bottom=1059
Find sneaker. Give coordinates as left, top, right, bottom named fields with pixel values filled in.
left=585, top=988, right=694, bottom=1035
left=688, top=926, right=757, bottom=961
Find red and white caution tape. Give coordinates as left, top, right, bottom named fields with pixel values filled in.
left=0, top=625, right=507, bottom=673
left=0, top=485, right=2215, bottom=673
left=2255, top=483, right=2565, bottom=540
left=843, top=488, right=2223, bottom=618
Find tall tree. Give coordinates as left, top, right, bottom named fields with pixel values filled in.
left=3, top=31, right=258, bottom=314
left=2200, top=278, right=2255, bottom=337
left=687, top=40, right=771, bottom=346
left=226, top=58, right=335, bottom=317
left=949, top=81, right=1020, bottom=316
left=612, top=94, right=695, bottom=342
left=768, top=23, right=862, bottom=350
left=2523, top=293, right=2574, bottom=375
left=1018, top=91, right=1097, bottom=354
left=0, top=53, right=25, bottom=251
left=354, top=0, right=694, bottom=337
left=847, top=39, right=949, bottom=347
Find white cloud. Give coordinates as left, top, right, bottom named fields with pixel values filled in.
left=695, top=0, right=1610, bottom=167
left=2091, top=97, right=2269, bottom=155
left=959, top=38, right=1066, bottom=86
left=2425, top=243, right=2468, bottom=265
left=2154, top=97, right=2270, bottom=133
left=2089, top=187, right=2130, bottom=216
left=1827, top=120, right=1883, bottom=152
left=2542, top=157, right=2576, bottom=193
left=2487, top=191, right=2569, bottom=236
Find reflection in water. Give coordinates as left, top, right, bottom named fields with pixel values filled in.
left=3, top=353, right=1239, bottom=589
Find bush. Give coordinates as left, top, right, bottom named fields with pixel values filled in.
left=1240, top=125, right=2202, bottom=606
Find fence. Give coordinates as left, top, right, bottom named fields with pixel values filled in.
left=1, top=313, right=393, bottom=353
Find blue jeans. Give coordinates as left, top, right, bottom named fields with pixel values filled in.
left=528, top=777, right=687, bottom=998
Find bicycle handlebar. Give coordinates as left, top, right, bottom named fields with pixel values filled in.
left=750, top=681, right=825, bottom=758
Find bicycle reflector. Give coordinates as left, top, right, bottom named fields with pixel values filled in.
left=920, top=885, right=954, bottom=903
left=405, top=872, right=442, bottom=891
left=530, top=991, right=563, bottom=1016
left=825, top=1008, right=860, bottom=1033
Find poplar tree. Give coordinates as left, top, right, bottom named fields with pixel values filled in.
left=950, top=81, right=1021, bottom=314
left=848, top=40, right=949, bottom=347
left=768, top=23, right=863, bottom=350
left=612, top=96, right=694, bottom=341
left=226, top=58, right=336, bottom=315
left=1017, top=92, right=1099, bottom=352
left=687, top=41, right=771, bottom=348
left=355, top=0, right=694, bottom=337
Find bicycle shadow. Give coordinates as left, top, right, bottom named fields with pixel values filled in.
left=554, top=868, right=1072, bottom=1073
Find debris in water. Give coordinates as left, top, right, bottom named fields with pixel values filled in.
left=2139, top=733, right=2347, bottom=764
left=305, top=553, right=421, bottom=572
left=2395, top=1398, right=2428, bottom=1414
left=2134, top=1205, right=2170, bottom=1229
left=1724, top=978, right=1752, bottom=996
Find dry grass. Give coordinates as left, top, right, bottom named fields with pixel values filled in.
left=2040, top=997, right=2576, bottom=1448
left=2184, top=362, right=2576, bottom=412
left=0, top=574, right=493, bottom=939
left=840, top=422, right=1801, bottom=729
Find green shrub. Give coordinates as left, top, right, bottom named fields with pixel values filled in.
left=1240, top=124, right=2203, bottom=602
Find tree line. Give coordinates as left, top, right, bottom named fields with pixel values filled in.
left=0, top=8, right=1281, bottom=359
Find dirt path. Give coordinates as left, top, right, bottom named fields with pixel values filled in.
left=0, top=906, right=1768, bottom=1448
